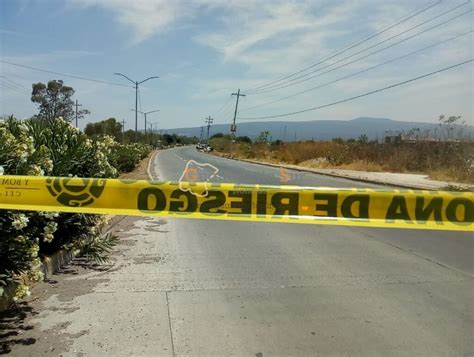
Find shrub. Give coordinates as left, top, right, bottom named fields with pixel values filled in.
left=0, top=117, right=123, bottom=300
left=107, top=142, right=151, bottom=173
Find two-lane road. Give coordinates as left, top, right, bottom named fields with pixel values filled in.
left=149, top=146, right=472, bottom=355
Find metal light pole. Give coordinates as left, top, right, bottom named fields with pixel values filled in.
left=114, top=73, right=159, bottom=141
left=130, top=109, right=159, bottom=143
left=149, top=122, right=158, bottom=146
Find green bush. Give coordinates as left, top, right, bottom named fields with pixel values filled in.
left=108, top=142, right=151, bottom=173
left=0, top=117, right=122, bottom=300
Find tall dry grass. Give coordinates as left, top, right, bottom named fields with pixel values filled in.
left=226, top=139, right=474, bottom=183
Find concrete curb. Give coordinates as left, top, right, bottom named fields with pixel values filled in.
left=0, top=283, right=18, bottom=312
left=40, top=249, right=77, bottom=279
left=147, top=149, right=159, bottom=180
left=0, top=248, right=77, bottom=312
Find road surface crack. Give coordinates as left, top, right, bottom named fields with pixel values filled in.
left=165, top=291, right=176, bottom=357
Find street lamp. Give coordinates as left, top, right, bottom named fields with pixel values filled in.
left=149, top=122, right=159, bottom=146
left=114, top=72, right=159, bottom=141
left=130, top=109, right=159, bottom=142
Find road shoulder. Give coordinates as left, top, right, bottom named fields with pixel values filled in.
left=210, top=153, right=472, bottom=190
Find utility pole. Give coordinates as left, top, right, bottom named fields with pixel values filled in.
left=199, top=126, right=204, bottom=142
left=230, top=89, right=246, bottom=137
left=114, top=73, right=159, bottom=141
left=205, top=116, right=213, bottom=143
left=74, top=100, right=82, bottom=128
left=121, top=119, right=126, bottom=143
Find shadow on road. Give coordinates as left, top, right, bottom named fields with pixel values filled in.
left=0, top=302, right=38, bottom=355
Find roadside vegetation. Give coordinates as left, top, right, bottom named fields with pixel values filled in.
left=210, top=116, right=473, bottom=184
left=0, top=79, right=153, bottom=303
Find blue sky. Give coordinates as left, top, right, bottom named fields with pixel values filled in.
left=0, top=0, right=472, bottom=130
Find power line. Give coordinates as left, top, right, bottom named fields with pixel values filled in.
left=0, top=59, right=132, bottom=88
left=0, top=81, right=29, bottom=96
left=212, top=95, right=234, bottom=116
left=247, top=4, right=472, bottom=95
left=0, top=76, right=29, bottom=91
left=238, top=59, right=473, bottom=120
left=205, top=115, right=213, bottom=143
left=215, top=104, right=236, bottom=122
left=242, top=0, right=443, bottom=93
left=245, top=2, right=471, bottom=95
left=240, top=31, right=472, bottom=112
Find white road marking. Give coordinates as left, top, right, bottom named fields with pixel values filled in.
left=147, top=151, right=158, bottom=180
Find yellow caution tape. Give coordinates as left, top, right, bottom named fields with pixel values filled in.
left=0, top=175, right=472, bottom=231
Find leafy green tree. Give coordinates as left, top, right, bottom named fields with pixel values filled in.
left=31, top=80, right=88, bottom=122
left=236, top=135, right=252, bottom=143
left=162, top=134, right=175, bottom=145
left=123, top=129, right=143, bottom=143
left=210, top=133, right=224, bottom=139
left=85, top=118, right=122, bottom=141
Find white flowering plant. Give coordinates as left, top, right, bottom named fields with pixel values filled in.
left=0, top=116, right=129, bottom=300
left=107, top=141, right=151, bottom=173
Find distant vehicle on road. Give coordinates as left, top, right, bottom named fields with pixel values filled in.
left=195, top=143, right=213, bottom=152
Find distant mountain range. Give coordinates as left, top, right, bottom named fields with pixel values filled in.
left=162, top=117, right=474, bottom=141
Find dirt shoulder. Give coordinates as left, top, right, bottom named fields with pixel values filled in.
left=118, top=149, right=158, bottom=180
left=211, top=151, right=472, bottom=190
left=106, top=149, right=158, bottom=228
left=0, top=151, right=160, bottom=355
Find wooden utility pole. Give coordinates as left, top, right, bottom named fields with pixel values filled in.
left=206, top=116, right=213, bottom=143
left=230, top=89, right=245, bottom=137
left=199, top=126, right=204, bottom=142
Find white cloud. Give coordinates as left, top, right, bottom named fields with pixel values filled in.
left=194, top=1, right=359, bottom=78
left=5, top=0, right=472, bottom=126
left=70, top=0, right=195, bottom=43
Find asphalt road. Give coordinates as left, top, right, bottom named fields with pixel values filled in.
left=149, top=146, right=473, bottom=355
left=9, top=146, right=471, bottom=356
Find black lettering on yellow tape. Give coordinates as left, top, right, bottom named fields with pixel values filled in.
left=0, top=175, right=472, bottom=231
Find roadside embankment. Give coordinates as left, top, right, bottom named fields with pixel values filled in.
left=211, top=152, right=472, bottom=190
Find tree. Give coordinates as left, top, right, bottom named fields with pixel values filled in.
left=357, top=134, right=368, bottom=144
left=85, top=118, right=122, bottom=140
left=256, top=130, right=270, bottom=144
left=236, top=135, right=252, bottom=144
left=162, top=134, right=175, bottom=145
left=438, top=114, right=465, bottom=140
left=124, top=129, right=140, bottom=143
left=31, top=80, right=88, bottom=122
